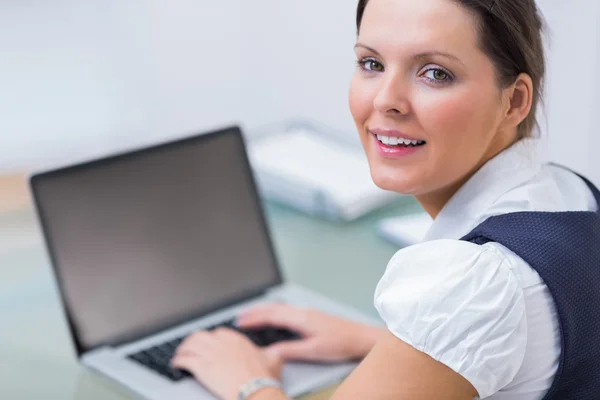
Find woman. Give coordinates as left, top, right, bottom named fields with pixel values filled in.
left=171, top=0, right=600, bottom=398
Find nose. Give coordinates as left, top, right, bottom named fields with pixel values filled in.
left=372, top=73, right=410, bottom=116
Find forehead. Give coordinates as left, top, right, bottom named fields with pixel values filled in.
left=358, top=0, right=481, bottom=56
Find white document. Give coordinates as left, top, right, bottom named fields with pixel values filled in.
left=248, top=128, right=398, bottom=220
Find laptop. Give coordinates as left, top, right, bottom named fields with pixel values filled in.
left=29, top=126, right=377, bottom=400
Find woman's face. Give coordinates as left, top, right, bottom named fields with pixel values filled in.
left=350, top=0, right=513, bottom=204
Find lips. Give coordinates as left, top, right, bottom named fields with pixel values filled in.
left=369, top=128, right=426, bottom=158
left=369, top=129, right=426, bottom=148
left=375, top=134, right=425, bottom=147
left=368, top=128, right=426, bottom=145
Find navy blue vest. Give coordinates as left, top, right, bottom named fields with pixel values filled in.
left=461, top=173, right=600, bottom=399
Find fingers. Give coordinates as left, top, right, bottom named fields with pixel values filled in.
left=176, top=330, right=216, bottom=357
left=266, top=339, right=321, bottom=362
left=237, top=303, right=308, bottom=332
left=175, top=328, right=255, bottom=359
left=212, top=327, right=252, bottom=344
left=171, top=353, right=201, bottom=374
left=263, top=347, right=284, bottom=379
left=172, top=328, right=281, bottom=400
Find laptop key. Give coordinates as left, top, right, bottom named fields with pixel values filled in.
left=240, top=330, right=263, bottom=346
left=262, top=328, right=283, bottom=345
left=275, top=327, right=302, bottom=341
left=129, top=353, right=146, bottom=363
left=220, top=319, right=237, bottom=329
left=168, top=368, right=187, bottom=381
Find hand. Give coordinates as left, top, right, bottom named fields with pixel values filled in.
left=237, top=303, right=385, bottom=363
left=171, top=328, right=283, bottom=400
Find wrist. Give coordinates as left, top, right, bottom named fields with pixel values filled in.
left=246, top=386, right=286, bottom=400
left=237, top=377, right=283, bottom=400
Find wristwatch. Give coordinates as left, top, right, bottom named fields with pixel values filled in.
left=238, top=377, right=282, bottom=400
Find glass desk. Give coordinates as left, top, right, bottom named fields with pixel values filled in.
left=0, top=197, right=420, bottom=399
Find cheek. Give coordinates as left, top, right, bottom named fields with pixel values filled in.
left=349, top=74, right=373, bottom=128
left=418, top=90, right=486, bottom=140
left=416, top=87, right=498, bottom=162
left=413, top=87, right=500, bottom=188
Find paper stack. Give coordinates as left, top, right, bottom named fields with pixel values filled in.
left=247, top=126, right=399, bottom=221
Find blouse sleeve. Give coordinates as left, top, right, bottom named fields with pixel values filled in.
left=374, top=239, right=527, bottom=398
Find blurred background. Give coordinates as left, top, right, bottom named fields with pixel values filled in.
left=0, top=1, right=599, bottom=398
left=1, top=0, right=599, bottom=182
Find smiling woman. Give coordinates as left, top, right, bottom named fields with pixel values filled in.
left=169, top=0, right=600, bottom=399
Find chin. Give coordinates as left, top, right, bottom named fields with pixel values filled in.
left=370, top=168, right=420, bottom=195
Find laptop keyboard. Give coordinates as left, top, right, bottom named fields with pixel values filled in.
left=127, top=318, right=301, bottom=381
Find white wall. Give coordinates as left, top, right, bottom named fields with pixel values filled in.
left=0, top=0, right=357, bottom=172
left=1, top=0, right=599, bottom=182
left=537, top=0, right=600, bottom=184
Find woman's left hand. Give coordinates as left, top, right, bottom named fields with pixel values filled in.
left=171, top=328, right=283, bottom=400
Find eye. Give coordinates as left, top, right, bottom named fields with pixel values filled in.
left=422, top=67, right=453, bottom=83
left=358, top=58, right=384, bottom=73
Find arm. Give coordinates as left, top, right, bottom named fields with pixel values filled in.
left=244, top=329, right=477, bottom=400
left=331, top=330, right=477, bottom=400
left=362, top=240, right=529, bottom=399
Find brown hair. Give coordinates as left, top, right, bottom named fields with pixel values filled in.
left=356, top=0, right=546, bottom=139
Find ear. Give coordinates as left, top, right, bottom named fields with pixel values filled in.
left=501, top=73, right=534, bottom=130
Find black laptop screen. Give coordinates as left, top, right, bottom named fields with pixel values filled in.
left=31, top=127, right=282, bottom=354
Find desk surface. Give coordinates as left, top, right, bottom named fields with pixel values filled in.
left=0, top=189, right=419, bottom=399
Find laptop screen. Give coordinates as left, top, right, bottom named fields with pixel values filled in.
left=31, top=127, right=282, bottom=354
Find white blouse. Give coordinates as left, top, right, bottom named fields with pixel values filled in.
left=374, top=141, right=598, bottom=399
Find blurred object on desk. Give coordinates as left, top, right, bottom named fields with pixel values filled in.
left=0, top=173, right=29, bottom=213
left=0, top=172, right=41, bottom=257
left=248, top=120, right=400, bottom=221
left=376, top=212, right=433, bottom=248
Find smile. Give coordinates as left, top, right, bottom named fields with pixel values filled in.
left=375, top=135, right=426, bottom=147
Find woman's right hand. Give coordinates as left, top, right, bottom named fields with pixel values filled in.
left=236, top=303, right=385, bottom=363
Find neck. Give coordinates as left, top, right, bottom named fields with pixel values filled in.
left=416, top=132, right=519, bottom=219
left=416, top=178, right=468, bottom=219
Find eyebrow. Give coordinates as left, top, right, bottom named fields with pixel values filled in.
left=414, top=51, right=465, bottom=68
left=354, top=43, right=466, bottom=68
left=354, top=43, right=381, bottom=56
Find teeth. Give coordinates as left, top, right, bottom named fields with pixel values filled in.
left=377, top=135, right=424, bottom=146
